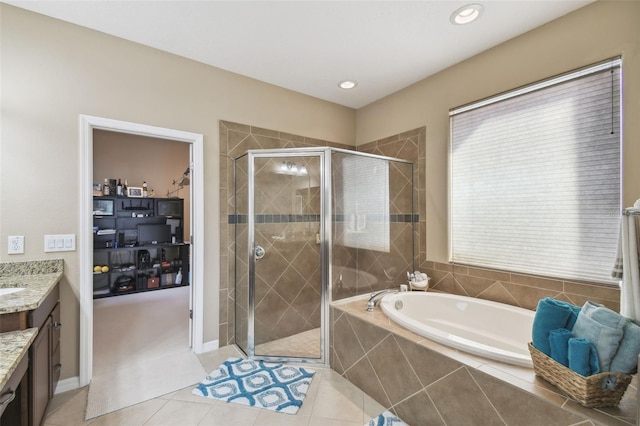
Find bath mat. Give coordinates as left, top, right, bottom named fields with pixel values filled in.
left=192, top=357, right=314, bottom=414
left=366, top=410, right=409, bottom=426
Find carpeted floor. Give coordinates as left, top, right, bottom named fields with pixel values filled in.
left=87, top=286, right=206, bottom=419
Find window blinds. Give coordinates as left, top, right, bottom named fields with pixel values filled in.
left=450, top=59, right=621, bottom=283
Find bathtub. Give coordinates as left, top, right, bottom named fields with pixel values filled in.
left=379, top=292, right=535, bottom=367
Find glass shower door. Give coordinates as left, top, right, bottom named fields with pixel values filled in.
left=249, top=152, right=324, bottom=361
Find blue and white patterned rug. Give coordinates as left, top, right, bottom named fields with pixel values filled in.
left=366, top=410, right=409, bottom=426
left=192, top=357, right=315, bottom=414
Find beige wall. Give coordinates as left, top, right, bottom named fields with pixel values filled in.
left=93, top=130, right=192, bottom=236
left=356, top=0, right=640, bottom=263
left=0, top=4, right=355, bottom=381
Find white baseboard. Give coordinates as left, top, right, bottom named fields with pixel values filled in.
left=200, top=339, right=219, bottom=353
left=54, top=376, right=82, bottom=394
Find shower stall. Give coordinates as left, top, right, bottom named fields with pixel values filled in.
left=233, top=148, right=414, bottom=365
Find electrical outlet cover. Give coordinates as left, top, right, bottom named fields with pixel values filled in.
left=8, top=235, right=25, bottom=254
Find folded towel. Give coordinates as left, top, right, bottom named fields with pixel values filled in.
left=549, top=328, right=572, bottom=367
left=572, top=302, right=625, bottom=372
left=609, top=319, right=640, bottom=373
left=532, top=298, right=577, bottom=356
left=565, top=304, right=581, bottom=330
left=568, top=338, right=601, bottom=376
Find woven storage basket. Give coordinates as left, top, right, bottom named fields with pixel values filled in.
left=528, top=343, right=632, bottom=408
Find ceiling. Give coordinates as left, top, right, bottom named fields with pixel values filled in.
left=5, top=0, right=595, bottom=109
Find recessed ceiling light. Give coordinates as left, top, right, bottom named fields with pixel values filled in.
left=338, top=80, right=357, bottom=90
left=451, top=4, right=484, bottom=25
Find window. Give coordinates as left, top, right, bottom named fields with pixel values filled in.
left=450, top=58, right=621, bottom=283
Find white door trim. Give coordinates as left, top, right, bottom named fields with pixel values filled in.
left=79, top=115, right=205, bottom=387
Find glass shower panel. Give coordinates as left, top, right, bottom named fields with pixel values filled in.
left=234, top=154, right=249, bottom=355
left=252, top=155, right=323, bottom=359
left=331, top=151, right=413, bottom=300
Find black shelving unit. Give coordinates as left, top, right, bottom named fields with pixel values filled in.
left=92, top=196, right=189, bottom=298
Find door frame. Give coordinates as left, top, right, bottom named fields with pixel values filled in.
left=79, top=115, right=205, bottom=387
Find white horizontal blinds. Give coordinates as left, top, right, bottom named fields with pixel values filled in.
left=450, top=61, right=621, bottom=283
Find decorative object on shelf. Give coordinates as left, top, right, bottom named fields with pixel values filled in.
left=127, top=186, right=143, bottom=198
left=167, top=167, right=190, bottom=198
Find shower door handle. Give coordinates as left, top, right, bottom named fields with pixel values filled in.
left=254, top=245, right=265, bottom=261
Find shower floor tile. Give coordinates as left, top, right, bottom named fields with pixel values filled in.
left=255, top=328, right=321, bottom=358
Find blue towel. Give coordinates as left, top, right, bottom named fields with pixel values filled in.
left=609, top=319, right=640, bottom=373
left=532, top=298, right=577, bottom=356
left=568, top=338, right=601, bottom=376
left=572, top=301, right=625, bottom=372
left=549, top=328, right=572, bottom=366
left=566, top=304, right=581, bottom=330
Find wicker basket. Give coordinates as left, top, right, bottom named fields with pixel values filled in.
left=528, top=342, right=633, bottom=408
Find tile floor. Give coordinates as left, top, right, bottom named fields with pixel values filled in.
left=44, top=345, right=387, bottom=426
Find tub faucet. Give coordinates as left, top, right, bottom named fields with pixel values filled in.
left=366, top=289, right=398, bottom=312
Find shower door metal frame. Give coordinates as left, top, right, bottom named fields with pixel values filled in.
left=245, top=148, right=330, bottom=365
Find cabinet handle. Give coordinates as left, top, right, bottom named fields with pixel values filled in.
left=0, top=390, right=16, bottom=409
left=53, top=321, right=62, bottom=329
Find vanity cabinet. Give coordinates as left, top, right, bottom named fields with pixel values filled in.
left=27, top=285, right=60, bottom=426
left=0, top=283, right=61, bottom=426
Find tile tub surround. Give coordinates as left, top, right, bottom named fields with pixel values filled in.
left=330, top=297, right=638, bottom=426
left=0, top=328, right=38, bottom=390
left=423, top=261, right=621, bottom=313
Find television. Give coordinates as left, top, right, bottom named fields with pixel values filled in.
left=137, top=224, right=171, bottom=245
left=93, top=198, right=114, bottom=216
left=156, top=199, right=183, bottom=217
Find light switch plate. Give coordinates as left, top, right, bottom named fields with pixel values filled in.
left=44, top=234, right=76, bottom=252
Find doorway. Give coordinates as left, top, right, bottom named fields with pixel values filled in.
left=79, top=115, right=204, bottom=387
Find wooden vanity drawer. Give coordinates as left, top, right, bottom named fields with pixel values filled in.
left=28, top=285, right=59, bottom=330
left=50, top=345, right=61, bottom=398
left=50, top=302, right=61, bottom=353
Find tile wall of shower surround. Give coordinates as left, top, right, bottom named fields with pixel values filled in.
left=219, top=121, right=621, bottom=345
left=219, top=120, right=352, bottom=346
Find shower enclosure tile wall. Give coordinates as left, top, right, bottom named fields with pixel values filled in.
left=219, top=121, right=620, bottom=348
left=219, top=121, right=353, bottom=346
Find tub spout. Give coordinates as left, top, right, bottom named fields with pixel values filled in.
left=366, top=289, right=398, bottom=312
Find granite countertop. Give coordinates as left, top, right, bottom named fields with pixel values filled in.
left=0, top=328, right=38, bottom=391
left=0, top=259, right=64, bottom=314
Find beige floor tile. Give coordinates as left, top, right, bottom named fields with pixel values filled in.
left=197, top=403, right=261, bottom=425
left=143, top=400, right=213, bottom=426
left=44, top=387, right=92, bottom=426
left=310, top=382, right=365, bottom=424
left=197, top=344, right=245, bottom=373
left=308, top=417, right=361, bottom=426
left=362, top=394, right=387, bottom=421
left=170, top=385, right=220, bottom=405
left=253, top=409, right=312, bottom=426
left=87, top=398, right=167, bottom=426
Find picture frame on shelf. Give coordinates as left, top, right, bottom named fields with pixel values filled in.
left=127, top=187, right=143, bottom=198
